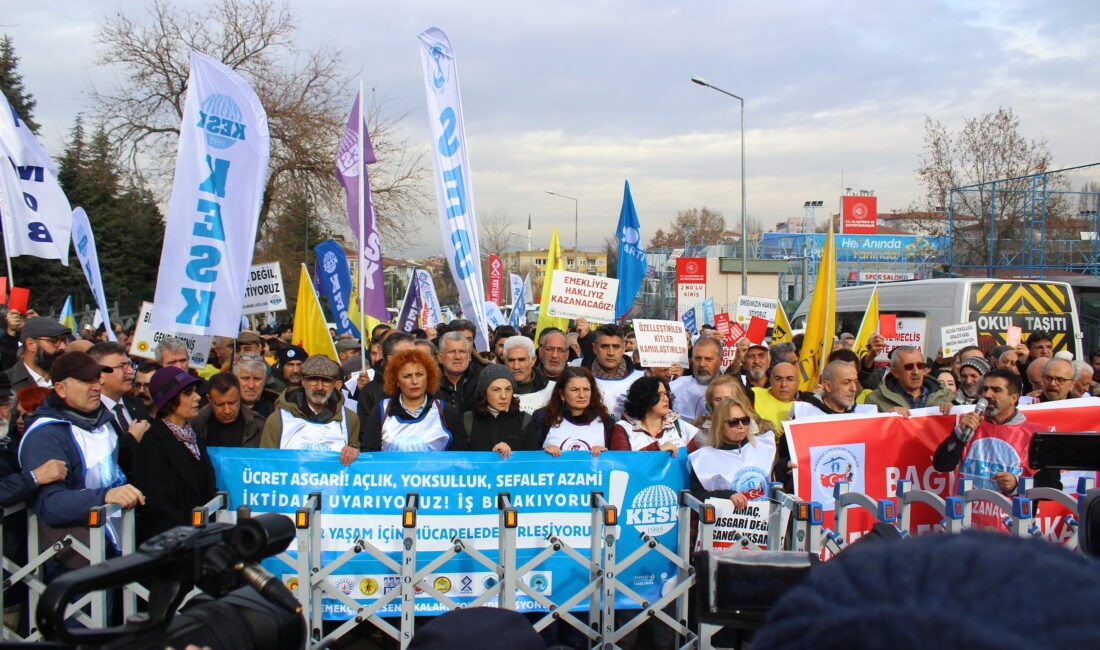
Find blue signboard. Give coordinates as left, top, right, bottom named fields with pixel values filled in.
left=760, top=233, right=949, bottom=263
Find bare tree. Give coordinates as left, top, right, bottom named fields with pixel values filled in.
left=479, top=208, right=518, bottom=257
left=648, top=207, right=727, bottom=249
left=916, top=107, right=1055, bottom=268
left=90, top=0, right=427, bottom=249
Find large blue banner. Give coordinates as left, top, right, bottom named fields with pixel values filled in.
left=760, top=233, right=949, bottom=263
left=315, top=239, right=360, bottom=338
left=209, top=448, right=689, bottom=618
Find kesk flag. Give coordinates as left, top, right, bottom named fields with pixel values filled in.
left=415, top=269, right=443, bottom=329
left=293, top=264, right=338, bottom=362
left=152, top=51, right=270, bottom=336
left=419, top=28, right=491, bottom=351
left=0, top=90, right=72, bottom=265
left=58, top=296, right=76, bottom=334
left=852, top=284, right=880, bottom=360
left=314, top=240, right=359, bottom=338
left=772, top=301, right=793, bottom=344
left=395, top=277, right=421, bottom=333
left=535, top=228, right=569, bottom=340
left=71, top=208, right=116, bottom=342
left=508, top=273, right=525, bottom=327
left=796, top=225, right=836, bottom=391
left=614, top=180, right=646, bottom=320
left=335, top=88, right=388, bottom=323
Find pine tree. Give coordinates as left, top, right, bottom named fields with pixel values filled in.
left=0, top=35, right=39, bottom=133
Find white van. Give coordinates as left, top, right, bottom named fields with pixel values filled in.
left=791, top=278, right=1082, bottom=358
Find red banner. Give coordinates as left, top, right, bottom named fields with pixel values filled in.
left=675, top=257, right=707, bottom=284
left=842, top=195, right=878, bottom=234
left=784, top=400, right=1100, bottom=544
left=487, top=254, right=504, bottom=306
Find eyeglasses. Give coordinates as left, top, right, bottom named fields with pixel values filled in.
left=726, top=417, right=752, bottom=428
left=36, top=336, right=69, bottom=346
left=901, top=362, right=928, bottom=371
left=133, top=381, right=150, bottom=390
left=104, top=361, right=136, bottom=373
left=1043, top=375, right=1072, bottom=384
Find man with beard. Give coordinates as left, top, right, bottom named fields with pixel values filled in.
left=276, top=345, right=307, bottom=391
left=536, top=328, right=570, bottom=381
left=7, top=318, right=71, bottom=392
left=954, top=357, right=991, bottom=405
left=260, top=355, right=360, bottom=465
left=192, top=373, right=262, bottom=448
left=670, top=336, right=723, bottom=420
left=798, top=360, right=864, bottom=416
left=867, top=346, right=954, bottom=415
left=739, top=341, right=771, bottom=389
left=130, top=361, right=159, bottom=414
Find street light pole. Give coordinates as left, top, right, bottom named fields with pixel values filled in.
left=545, top=190, right=579, bottom=263
left=691, top=76, right=747, bottom=295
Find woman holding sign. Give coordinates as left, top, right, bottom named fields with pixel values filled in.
left=609, top=376, right=698, bottom=453
left=689, top=398, right=776, bottom=511
left=533, top=367, right=614, bottom=456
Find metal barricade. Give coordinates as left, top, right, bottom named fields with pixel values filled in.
left=896, top=479, right=966, bottom=536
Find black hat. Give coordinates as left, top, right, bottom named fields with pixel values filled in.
left=21, top=317, right=71, bottom=342
left=278, top=345, right=307, bottom=366
left=477, top=363, right=516, bottom=397
left=50, top=351, right=111, bottom=384
left=407, top=607, right=543, bottom=650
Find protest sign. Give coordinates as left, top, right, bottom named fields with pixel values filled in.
left=243, top=262, right=286, bottom=315
left=1006, top=325, right=1022, bottom=347
left=676, top=258, right=706, bottom=320
left=547, top=271, right=618, bottom=322
left=130, top=301, right=212, bottom=368
left=734, top=296, right=779, bottom=326
left=941, top=322, right=978, bottom=357
left=882, top=317, right=927, bottom=355
left=633, top=319, right=689, bottom=367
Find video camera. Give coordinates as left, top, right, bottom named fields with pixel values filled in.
left=37, top=513, right=305, bottom=650
left=1029, top=431, right=1100, bottom=557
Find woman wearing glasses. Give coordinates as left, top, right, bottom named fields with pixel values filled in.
left=689, top=396, right=777, bottom=511
left=130, top=366, right=216, bottom=543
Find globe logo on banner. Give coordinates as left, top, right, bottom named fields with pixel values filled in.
left=809, top=443, right=865, bottom=510
left=961, top=438, right=1022, bottom=491
left=626, top=485, right=678, bottom=536
left=684, top=260, right=700, bottom=275
left=323, top=250, right=339, bottom=274
left=426, top=40, right=453, bottom=92
left=623, top=226, right=640, bottom=245
left=851, top=202, right=869, bottom=219
left=197, top=93, right=246, bottom=149
left=732, top=466, right=770, bottom=501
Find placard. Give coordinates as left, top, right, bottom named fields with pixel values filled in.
left=882, top=317, right=927, bottom=356
left=941, top=322, right=978, bottom=357
left=130, top=301, right=212, bottom=368
left=734, top=295, right=779, bottom=326
left=1006, top=325, right=1022, bottom=347
left=633, top=319, right=689, bottom=368
left=243, top=262, right=287, bottom=315
left=546, top=271, right=618, bottom=322
left=676, top=258, right=707, bottom=320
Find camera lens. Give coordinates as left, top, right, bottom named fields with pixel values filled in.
left=228, top=514, right=296, bottom=562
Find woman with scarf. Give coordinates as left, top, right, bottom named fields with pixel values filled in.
left=131, top=366, right=216, bottom=543
left=609, top=376, right=698, bottom=454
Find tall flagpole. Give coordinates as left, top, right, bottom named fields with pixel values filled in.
left=0, top=206, right=16, bottom=284
left=357, top=80, right=368, bottom=364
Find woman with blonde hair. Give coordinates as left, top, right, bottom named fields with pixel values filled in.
left=689, top=396, right=776, bottom=511
left=690, top=375, right=750, bottom=449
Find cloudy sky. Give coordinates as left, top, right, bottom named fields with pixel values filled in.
left=5, top=1, right=1099, bottom=256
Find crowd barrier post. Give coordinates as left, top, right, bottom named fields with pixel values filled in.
left=788, top=499, right=823, bottom=554
left=895, top=479, right=965, bottom=535
left=495, top=492, right=519, bottom=611
left=190, top=491, right=231, bottom=528
left=398, top=493, right=422, bottom=650
left=833, top=481, right=898, bottom=542
left=0, top=501, right=25, bottom=638
left=287, top=491, right=321, bottom=640
left=591, top=490, right=618, bottom=648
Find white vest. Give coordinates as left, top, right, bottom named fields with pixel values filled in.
left=279, top=409, right=350, bottom=452
left=670, top=375, right=709, bottom=421
left=689, top=432, right=777, bottom=497
left=615, top=417, right=695, bottom=451
left=380, top=399, right=453, bottom=452
left=596, top=369, right=645, bottom=420
left=543, top=417, right=606, bottom=451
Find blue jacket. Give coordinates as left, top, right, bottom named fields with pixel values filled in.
left=18, top=396, right=122, bottom=528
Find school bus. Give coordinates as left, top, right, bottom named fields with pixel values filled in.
left=792, top=278, right=1082, bottom=359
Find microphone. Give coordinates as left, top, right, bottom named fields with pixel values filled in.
left=955, top=398, right=988, bottom=443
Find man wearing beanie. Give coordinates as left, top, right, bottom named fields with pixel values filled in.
left=954, top=356, right=991, bottom=405
left=17, top=351, right=145, bottom=567
left=260, top=355, right=360, bottom=466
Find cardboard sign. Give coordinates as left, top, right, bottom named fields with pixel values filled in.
left=7, top=287, right=28, bottom=314
left=634, top=319, right=689, bottom=368
left=941, top=322, right=978, bottom=357
left=882, top=317, right=928, bottom=356
left=676, top=258, right=707, bottom=320
left=130, top=302, right=212, bottom=368
left=734, top=296, right=779, bottom=326
left=547, top=271, right=618, bottom=322
left=746, top=316, right=770, bottom=344
left=1006, top=325, right=1022, bottom=347
left=242, top=262, right=287, bottom=315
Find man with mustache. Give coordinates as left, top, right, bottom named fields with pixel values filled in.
left=260, top=355, right=360, bottom=466
left=7, top=317, right=71, bottom=392
left=670, top=336, right=724, bottom=420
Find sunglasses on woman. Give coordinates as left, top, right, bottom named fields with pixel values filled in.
left=726, top=416, right=752, bottom=428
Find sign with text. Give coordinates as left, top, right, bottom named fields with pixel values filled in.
left=547, top=271, right=618, bottom=322
left=734, top=296, right=779, bottom=326
left=209, top=448, right=689, bottom=618
left=129, top=302, right=212, bottom=368
left=941, top=322, right=978, bottom=357
left=850, top=271, right=917, bottom=283
left=882, top=317, right=927, bottom=356
left=842, top=195, right=878, bottom=234
left=242, top=262, right=286, bottom=315
left=676, top=257, right=707, bottom=320
left=633, top=319, right=689, bottom=368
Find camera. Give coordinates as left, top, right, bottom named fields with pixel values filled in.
left=37, top=513, right=305, bottom=650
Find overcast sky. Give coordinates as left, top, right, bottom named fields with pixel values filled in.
left=5, top=1, right=1099, bottom=257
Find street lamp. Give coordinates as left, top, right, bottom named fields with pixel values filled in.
left=691, top=75, right=748, bottom=295
left=545, top=190, right=579, bottom=260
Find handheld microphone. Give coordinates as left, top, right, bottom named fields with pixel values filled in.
left=956, top=398, right=988, bottom=443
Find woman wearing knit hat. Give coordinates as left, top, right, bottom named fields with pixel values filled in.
left=462, top=364, right=537, bottom=458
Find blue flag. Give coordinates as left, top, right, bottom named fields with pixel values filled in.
left=614, top=180, right=646, bottom=320
left=314, top=240, right=360, bottom=338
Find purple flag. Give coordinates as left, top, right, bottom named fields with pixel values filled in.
left=335, top=90, right=388, bottom=322
left=395, top=277, right=421, bottom=333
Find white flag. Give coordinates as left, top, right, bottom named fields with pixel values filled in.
left=0, top=91, right=71, bottom=265
left=151, top=51, right=270, bottom=336
left=71, top=208, right=116, bottom=341
left=418, top=28, right=491, bottom=351
left=415, top=269, right=443, bottom=328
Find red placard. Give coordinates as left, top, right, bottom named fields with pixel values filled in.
left=714, top=312, right=733, bottom=343
left=675, top=257, right=707, bottom=284
left=878, top=313, right=898, bottom=338
left=0, top=278, right=7, bottom=305
left=487, top=255, right=504, bottom=306
left=746, top=316, right=769, bottom=344
left=7, top=287, right=29, bottom=314
left=842, top=195, right=878, bottom=234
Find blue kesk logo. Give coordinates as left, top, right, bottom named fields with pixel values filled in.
left=197, top=93, right=246, bottom=149
left=426, top=41, right=452, bottom=92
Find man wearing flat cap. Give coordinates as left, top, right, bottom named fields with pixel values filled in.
left=7, top=317, right=71, bottom=392
left=17, top=351, right=145, bottom=566
left=260, top=355, right=360, bottom=465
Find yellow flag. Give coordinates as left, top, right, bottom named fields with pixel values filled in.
left=293, top=264, right=339, bottom=362
left=772, top=301, right=793, bottom=344
left=852, top=285, right=880, bottom=361
left=796, top=226, right=836, bottom=391
left=535, top=228, right=569, bottom=340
